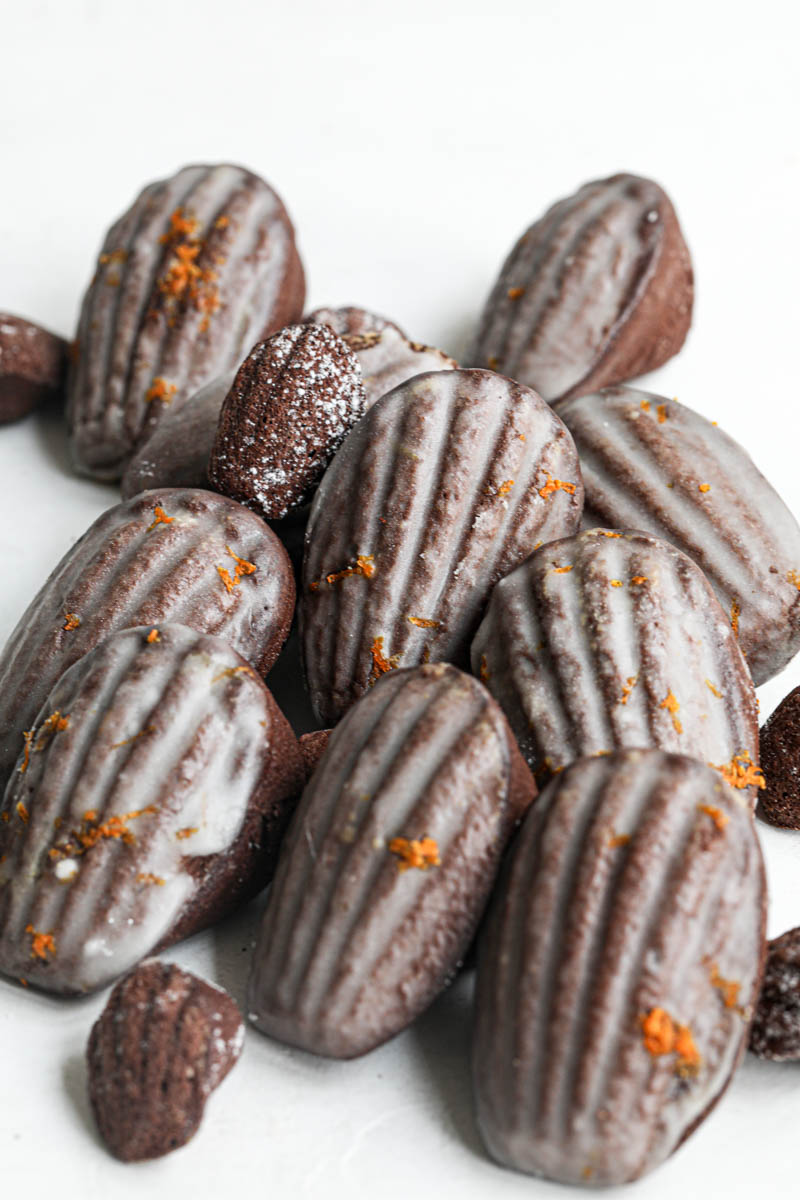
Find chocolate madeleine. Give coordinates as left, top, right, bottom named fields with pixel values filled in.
left=0, top=312, right=68, bottom=422
left=247, top=663, right=535, bottom=1058
left=307, top=305, right=456, bottom=408
left=0, top=488, right=294, bottom=788
left=556, top=386, right=800, bottom=684
left=301, top=367, right=583, bottom=725
left=88, top=961, right=244, bottom=1160
left=120, top=370, right=236, bottom=499
left=472, top=529, right=759, bottom=789
left=0, top=624, right=303, bottom=995
left=473, top=749, right=766, bottom=1186
left=468, top=173, right=693, bottom=402
left=67, top=163, right=305, bottom=480
left=749, top=928, right=800, bottom=1060
left=757, top=686, right=800, bottom=827
left=209, top=323, right=366, bottom=520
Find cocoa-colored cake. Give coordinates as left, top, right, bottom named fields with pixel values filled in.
left=749, top=928, right=800, bottom=1060
left=757, top=686, right=800, bottom=827
left=0, top=312, right=68, bottom=422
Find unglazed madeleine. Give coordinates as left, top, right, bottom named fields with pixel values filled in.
left=301, top=368, right=583, bottom=725
left=0, top=625, right=303, bottom=995
left=555, top=386, right=800, bottom=685
left=306, top=305, right=457, bottom=408
left=0, top=489, right=294, bottom=789
left=88, top=962, right=244, bottom=1161
left=247, top=663, right=535, bottom=1058
left=120, top=371, right=236, bottom=499
left=468, top=173, right=693, bottom=402
left=473, top=750, right=766, bottom=1186
left=67, top=163, right=305, bottom=480
left=471, top=530, right=759, bottom=790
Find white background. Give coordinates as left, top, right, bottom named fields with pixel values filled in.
left=2, top=1, right=800, bottom=1196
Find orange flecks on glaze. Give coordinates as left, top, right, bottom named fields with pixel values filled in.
left=16, top=801, right=29, bottom=824
left=388, top=835, right=441, bottom=872
left=35, top=711, right=70, bottom=752
left=711, top=750, right=765, bottom=791
left=18, top=729, right=34, bottom=774
left=109, top=726, right=155, bottom=751
left=211, top=665, right=253, bottom=684
left=407, top=616, right=441, bottom=629
left=656, top=404, right=668, bottom=423
left=214, top=214, right=230, bottom=229
left=539, top=474, right=577, bottom=500
left=641, top=1008, right=701, bottom=1076
left=730, top=599, right=740, bottom=637
left=630, top=575, right=648, bottom=586
left=787, top=569, right=800, bottom=590
left=553, top=565, right=573, bottom=574
left=705, top=679, right=723, bottom=699
left=146, top=629, right=160, bottom=644
left=160, top=208, right=199, bottom=242
left=369, top=636, right=399, bottom=682
left=620, top=675, right=638, bottom=706
left=479, top=654, right=490, bottom=684
left=147, top=505, right=174, bottom=531
left=610, top=579, right=623, bottom=588
left=597, top=530, right=621, bottom=538
left=175, top=826, right=199, bottom=840
left=145, top=377, right=177, bottom=406
left=507, top=286, right=525, bottom=300
left=309, top=555, right=375, bottom=592
left=608, top=832, right=631, bottom=849
left=709, top=963, right=741, bottom=1009
left=497, top=479, right=515, bottom=497
left=698, top=804, right=729, bottom=831
left=62, top=612, right=80, bottom=631
left=640, top=399, right=651, bottom=413
left=158, top=209, right=220, bottom=330
left=659, top=691, right=682, bottom=735
left=25, top=925, right=56, bottom=962
left=136, top=873, right=166, bottom=886
left=698, top=483, right=711, bottom=494
left=487, top=355, right=500, bottom=370
left=49, top=806, right=157, bottom=861
left=218, top=546, right=257, bottom=595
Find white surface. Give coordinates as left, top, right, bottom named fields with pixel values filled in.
left=2, top=0, right=800, bottom=1195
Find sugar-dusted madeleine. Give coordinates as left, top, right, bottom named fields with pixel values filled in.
left=121, top=370, right=236, bottom=499
left=556, top=386, right=800, bottom=684
left=247, top=663, right=535, bottom=1058
left=749, top=927, right=800, bottom=1061
left=468, top=173, right=693, bottom=402
left=472, top=529, right=760, bottom=792
left=306, top=305, right=456, bottom=408
left=67, top=163, right=305, bottom=480
left=88, top=962, right=244, bottom=1161
left=301, top=367, right=583, bottom=725
left=0, top=625, right=303, bottom=995
left=0, top=489, right=294, bottom=790
left=209, top=323, right=367, bottom=521
left=473, top=749, right=766, bottom=1187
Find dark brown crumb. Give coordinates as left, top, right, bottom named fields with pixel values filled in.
left=757, top=686, right=800, bottom=827
left=749, top=927, right=800, bottom=1060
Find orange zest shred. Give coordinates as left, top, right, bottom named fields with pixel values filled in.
left=497, top=479, right=514, bottom=496
left=597, top=530, right=621, bottom=538
left=698, top=804, right=729, bottom=831
left=309, top=555, right=375, bottom=591
left=407, top=616, right=441, bottom=629
left=211, top=665, right=252, bottom=684
left=147, top=505, right=174, bottom=531
left=620, top=675, right=638, bottom=706
left=487, top=355, right=499, bottom=370
left=507, top=286, right=525, bottom=300
left=157, top=208, right=220, bottom=331
left=608, top=833, right=631, bottom=848
left=25, top=925, right=56, bottom=962
left=730, top=599, right=740, bottom=637
left=369, top=636, right=400, bottom=681
left=35, top=711, right=70, bottom=753
left=709, top=963, right=741, bottom=1009
left=710, top=749, right=765, bottom=791
left=479, top=654, right=490, bottom=684
left=19, top=729, right=34, bottom=774
left=145, top=377, right=177, bottom=406
left=110, top=726, right=155, bottom=750
left=388, top=835, right=441, bottom=872
left=656, top=404, right=668, bottom=423
left=539, top=474, right=577, bottom=500
left=16, top=801, right=29, bottom=824
left=698, top=483, right=711, bottom=494
left=214, top=214, right=229, bottom=229
left=160, top=208, right=199, bottom=242
left=218, top=546, right=257, bottom=594
left=63, top=612, right=80, bottom=631
left=640, top=398, right=651, bottom=413
left=640, top=1007, right=701, bottom=1076
left=175, top=826, right=199, bottom=840
left=630, top=575, right=648, bottom=586
left=146, top=629, right=160, bottom=643
left=787, top=569, right=800, bottom=590
left=659, top=691, right=682, bottom=735
left=553, top=564, right=573, bottom=574
left=136, top=873, right=165, bottom=886
left=705, top=679, right=723, bottom=699
left=48, top=806, right=157, bottom=861
left=610, top=579, right=623, bottom=588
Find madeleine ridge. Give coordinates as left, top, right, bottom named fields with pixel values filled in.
left=247, top=663, right=535, bottom=1058
left=473, top=750, right=766, bottom=1187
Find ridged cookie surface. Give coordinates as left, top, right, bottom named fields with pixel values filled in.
left=0, top=624, right=303, bottom=994
left=468, top=173, right=693, bottom=402
left=301, top=368, right=583, bottom=725
left=88, top=961, right=244, bottom=1160
left=247, top=663, right=535, bottom=1058
left=473, top=749, right=766, bottom=1186
left=556, top=386, right=800, bottom=684
left=0, top=488, right=294, bottom=788
left=471, top=529, right=759, bottom=788
left=67, top=163, right=305, bottom=479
